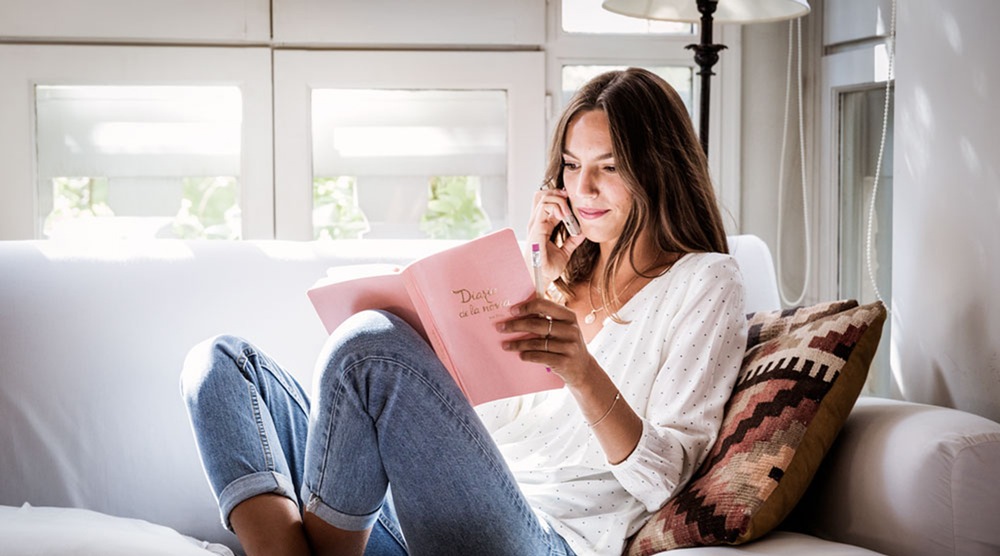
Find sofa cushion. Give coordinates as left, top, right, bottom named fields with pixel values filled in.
left=658, top=531, right=883, bottom=555
left=0, top=503, right=234, bottom=556
left=790, top=397, right=1000, bottom=556
left=628, top=300, right=887, bottom=555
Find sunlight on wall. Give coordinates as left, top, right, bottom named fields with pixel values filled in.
left=893, top=0, right=1000, bottom=422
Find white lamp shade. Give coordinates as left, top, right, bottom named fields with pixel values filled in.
left=602, top=0, right=810, bottom=24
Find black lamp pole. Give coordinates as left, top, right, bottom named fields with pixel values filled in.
left=688, top=0, right=727, bottom=157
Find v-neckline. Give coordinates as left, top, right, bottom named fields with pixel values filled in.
left=581, top=253, right=691, bottom=345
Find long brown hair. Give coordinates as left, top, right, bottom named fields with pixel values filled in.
left=545, top=68, right=728, bottom=316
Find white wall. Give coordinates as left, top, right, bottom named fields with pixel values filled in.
left=893, top=0, right=1000, bottom=422
left=740, top=5, right=822, bottom=308
left=740, top=20, right=804, bottom=302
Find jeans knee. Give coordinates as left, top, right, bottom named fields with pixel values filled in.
left=315, top=310, right=420, bottom=389
left=343, top=308, right=406, bottom=343
left=179, top=334, right=248, bottom=405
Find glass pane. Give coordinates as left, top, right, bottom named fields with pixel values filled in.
left=313, top=176, right=370, bottom=240
left=561, top=0, right=693, bottom=34
left=838, top=86, right=894, bottom=396
left=561, top=65, right=694, bottom=115
left=311, top=89, right=507, bottom=240
left=420, top=176, right=492, bottom=240
left=35, top=85, right=243, bottom=240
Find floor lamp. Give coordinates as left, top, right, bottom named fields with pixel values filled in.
left=601, top=0, right=811, bottom=158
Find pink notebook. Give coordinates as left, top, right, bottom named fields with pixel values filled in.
left=307, top=228, right=564, bottom=406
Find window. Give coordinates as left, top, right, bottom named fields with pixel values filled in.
left=273, top=50, right=544, bottom=241
left=0, top=44, right=272, bottom=240
left=36, top=85, right=243, bottom=240
left=817, top=9, right=895, bottom=393
left=838, top=86, right=893, bottom=396
left=311, top=89, right=506, bottom=240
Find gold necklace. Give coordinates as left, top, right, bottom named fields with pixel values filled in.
left=585, top=273, right=643, bottom=325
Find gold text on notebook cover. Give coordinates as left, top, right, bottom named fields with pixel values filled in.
left=453, top=287, right=512, bottom=319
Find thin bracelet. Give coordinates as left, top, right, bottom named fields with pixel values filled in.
left=588, top=392, right=621, bottom=427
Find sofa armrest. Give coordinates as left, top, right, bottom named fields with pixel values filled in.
left=787, top=397, right=1000, bottom=556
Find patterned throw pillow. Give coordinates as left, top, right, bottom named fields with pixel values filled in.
left=627, top=300, right=887, bottom=555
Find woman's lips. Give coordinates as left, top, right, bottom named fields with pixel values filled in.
left=576, top=207, right=609, bottom=220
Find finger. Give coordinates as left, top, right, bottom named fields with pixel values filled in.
left=496, top=313, right=560, bottom=337
left=529, top=195, right=566, bottom=238
left=509, top=298, right=575, bottom=321
left=559, top=232, right=587, bottom=258
left=532, top=187, right=567, bottom=203
left=536, top=202, right=566, bottom=227
left=501, top=336, right=563, bottom=355
left=533, top=191, right=571, bottom=219
left=545, top=199, right=572, bottom=222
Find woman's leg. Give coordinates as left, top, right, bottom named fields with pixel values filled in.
left=180, top=334, right=406, bottom=556
left=301, top=311, right=574, bottom=556
left=181, top=335, right=311, bottom=527
left=230, top=493, right=311, bottom=556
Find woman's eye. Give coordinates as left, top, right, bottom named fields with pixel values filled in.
left=562, top=161, right=579, bottom=170
left=604, top=165, right=617, bottom=173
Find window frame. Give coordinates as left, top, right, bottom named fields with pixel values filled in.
left=0, top=0, right=270, bottom=43
left=272, top=0, right=544, bottom=46
left=818, top=43, right=894, bottom=398
left=272, top=50, right=546, bottom=241
left=817, top=44, right=894, bottom=301
left=0, top=44, right=274, bottom=240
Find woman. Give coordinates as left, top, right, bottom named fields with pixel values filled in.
left=181, top=67, right=747, bottom=556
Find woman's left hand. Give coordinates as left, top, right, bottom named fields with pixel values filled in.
left=496, top=297, right=597, bottom=387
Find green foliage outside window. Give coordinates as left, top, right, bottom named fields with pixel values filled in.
left=46, top=174, right=492, bottom=241
left=419, top=176, right=491, bottom=240
left=172, top=177, right=241, bottom=239
left=45, top=176, right=240, bottom=239
left=43, top=177, right=114, bottom=237
left=313, top=176, right=370, bottom=240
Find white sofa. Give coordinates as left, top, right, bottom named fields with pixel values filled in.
left=1, top=235, right=998, bottom=556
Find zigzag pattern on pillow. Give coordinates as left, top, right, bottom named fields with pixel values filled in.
left=627, top=300, right=886, bottom=555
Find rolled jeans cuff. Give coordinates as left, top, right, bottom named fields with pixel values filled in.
left=218, top=471, right=298, bottom=531
left=304, top=490, right=381, bottom=532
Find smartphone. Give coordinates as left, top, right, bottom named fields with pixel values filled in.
left=562, top=198, right=582, bottom=236
left=544, top=180, right=582, bottom=236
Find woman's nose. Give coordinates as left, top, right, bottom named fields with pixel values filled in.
left=576, top=167, right=599, bottom=198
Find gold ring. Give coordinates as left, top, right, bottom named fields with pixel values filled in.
left=544, top=337, right=549, bottom=351
left=546, top=318, right=554, bottom=337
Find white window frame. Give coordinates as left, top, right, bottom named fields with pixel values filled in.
left=816, top=46, right=893, bottom=397
left=0, top=0, right=270, bottom=43
left=816, top=45, right=894, bottom=302
left=0, top=44, right=274, bottom=240
left=272, top=50, right=546, bottom=241
left=545, top=2, right=744, bottom=233
left=273, top=0, right=544, bottom=46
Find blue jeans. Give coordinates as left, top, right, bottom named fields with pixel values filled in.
left=181, top=310, right=575, bottom=556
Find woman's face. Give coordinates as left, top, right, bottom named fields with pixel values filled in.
left=561, top=109, right=633, bottom=249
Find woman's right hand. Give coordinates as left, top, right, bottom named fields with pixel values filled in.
left=528, top=186, right=587, bottom=289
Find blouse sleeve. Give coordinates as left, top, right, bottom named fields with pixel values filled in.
left=608, top=255, right=748, bottom=512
